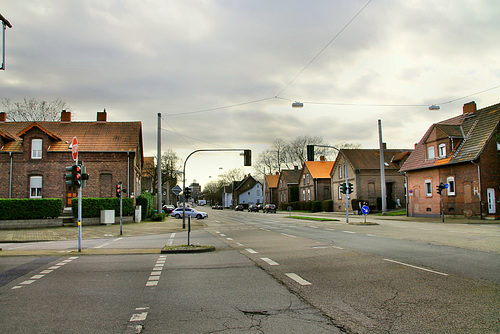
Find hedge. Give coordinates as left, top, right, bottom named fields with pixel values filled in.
left=71, top=197, right=134, bottom=218
left=137, top=192, right=155, bottom=219
left=323, top=199, right=333, bottom=212
left=0, top=198, right=63, bottom=220
left=311, top=201, right=322, bottom=212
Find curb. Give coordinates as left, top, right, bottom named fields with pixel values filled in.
left=161, top=245, right=216, bottom=254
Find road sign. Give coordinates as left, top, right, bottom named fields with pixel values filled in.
left=172, top=185, right=182, bottom=196
left=70, top=137, right=78, bottom=162
left=361, top=205, right=370, bottom=215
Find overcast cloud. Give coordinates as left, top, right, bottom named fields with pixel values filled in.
left=2, top=0, right=499, bottom=186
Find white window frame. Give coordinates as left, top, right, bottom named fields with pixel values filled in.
left=306, top=174, right=310, bottom=184
left=438, top=143, right=446, bottom=158
left=446, top=176, right=455, bottom=196
left=425, top=179, right=432, bottom=197
left=31, top=139, right=42, bottom=159
left=302, top=190, right=306, bottom=201
left=30, top=176, right=42, bottom=198
left=303, top=175, right=306, bottom=185
left=307, top=189, right=311, bottom=201
left=427, top=146, right=435, bottom=159
left=339, top=167, right=342, bottom=179
left=338, top=185, right=342, bottom=199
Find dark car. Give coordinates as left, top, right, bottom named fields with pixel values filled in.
left=212, top=205, right=223, bottom=210
left=263, top=204, right=276, bottom=213
left=248, top=204, right=259, bottom=212
left=235, top=205, right=244, bottom=211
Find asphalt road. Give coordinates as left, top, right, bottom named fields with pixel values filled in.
left=205, top=209, right=500, bottom=333
left=1, top=210, right=499, bottom=333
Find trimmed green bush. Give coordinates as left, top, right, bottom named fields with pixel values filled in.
left=301, top=201, right=312, bottom=212
left=323, top=199, right=333, bottom=212
left=311, top=201, right=322, bottom=212
left=137, top=192, right=155, bottom=219
left=0, top=198, right=63, bottom=220
left=71, top=197, right=134, bottom=218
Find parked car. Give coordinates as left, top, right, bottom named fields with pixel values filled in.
left=234, top=205, right=244, bottom=211
left=211, top=205, right=223, bottom=210
left=171, top=207, right=208, bottom=219
left=162, top=204, right=176, bottom=213
left=248, top=204, right=259, bottom=212
left=263, top=204, right=276, bottom=213
left=257, top=204, right=263, bottom=210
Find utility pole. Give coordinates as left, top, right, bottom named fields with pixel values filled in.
left=378, top=119, right=387, bottom=213
left=157, top=113, right=162, bottom=214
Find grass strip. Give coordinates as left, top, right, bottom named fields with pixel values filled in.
left=286, top=216, right=339, bottom=221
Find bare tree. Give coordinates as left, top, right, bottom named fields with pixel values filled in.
left=218, top=168, right=246, bottom=185
left=161, top=149, right=182, bottom=203
left=2, top=98, right=72, bottom=121
left=286, top=135, right=325, bottom=167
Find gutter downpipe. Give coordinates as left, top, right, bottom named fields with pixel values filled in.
left=9, top=152, right=12, bottom=198
left=127, top=152, right=130, bottom=198
left=470, top=160, right=482, bottom=219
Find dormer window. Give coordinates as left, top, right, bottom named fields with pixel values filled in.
left=427, top=146, right=435, bottom=159
left=438, top=144, right=446, bottom=158
left=31, top=139, right=42, bottom=159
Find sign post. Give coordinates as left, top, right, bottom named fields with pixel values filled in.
left=361, top=205, right=370, bottom=223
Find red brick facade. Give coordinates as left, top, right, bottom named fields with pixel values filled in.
left=0, top=112, right=143, bottom=207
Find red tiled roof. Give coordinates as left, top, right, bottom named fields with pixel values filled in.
left=401, top=102, right=499, bottom=172
left=265, top=174, right=280, bottom=188
left=340, top=149, right=413, bottom=170
left=0, top=121, right=142, bottom=153
left=303, top=161, right=335, bottom=179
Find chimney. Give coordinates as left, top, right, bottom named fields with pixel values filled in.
left=319, top=156, right=326, bottom=161
left=275, top=171, right=279, bottom=175
left=60, top=110, right=71, bottom=123
left=294, top=166, right=299, bottom=170
left=0, top=112, right=6, bottom=123
left=383, top=143, right=387, bottom=150
left=463, top=101, right=476, bottom=114
left=97, top=108, right=107, bottom=122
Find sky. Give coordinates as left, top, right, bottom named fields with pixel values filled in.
left=1, top=0, right=499, bottom=188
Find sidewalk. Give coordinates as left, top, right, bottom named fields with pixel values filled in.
left=0, top=218, right=205, bottom=243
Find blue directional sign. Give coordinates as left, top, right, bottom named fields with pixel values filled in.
left=361, top=205, right=370, bottom=215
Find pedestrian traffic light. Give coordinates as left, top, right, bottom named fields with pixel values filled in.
left=436, top=182, right=446, bottom=195
left=307, top=145, right=315, bottom=161
left=347, top=183, right=354, bottom=194
left=340, top=182, right=347, bottom=194
left=244, top=149, right=252, bottom=166
left=116, top=182, right=122, bottom=197
left=184, top=187, right=191, bottom=199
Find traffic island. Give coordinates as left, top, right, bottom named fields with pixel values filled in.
left=161, top=245, right=215, bottom=254
left=348, top=221, right=379, bottom=225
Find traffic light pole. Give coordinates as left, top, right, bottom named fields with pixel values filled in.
left=309, top=145, right=349, bottom=224
left=78, top=187, right=82, bottom=252
left=181, top=148, right=251, bottom=242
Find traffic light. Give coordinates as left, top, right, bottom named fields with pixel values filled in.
left=116, top=182, right=122, bottom=198
left=81, top=164, right=90, bottom=188
left=307, top=145, right=315, bottom=161
left=65, top=166, right=74, bottom=186
left=184, top=187, right=191, bottom=199
left=347, top=183, right=354, bottom=194
left=70, top=164, right=82, bottom=188
left=436, top=182, right=446, bottom=195
left=244, top=150, right=252, bottom=166
left=340, top=182, right=347, bottom=194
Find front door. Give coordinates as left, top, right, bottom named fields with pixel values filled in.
left=487, top=188, right=496, bottom=214
left=66, top=184, right=77, bottom=207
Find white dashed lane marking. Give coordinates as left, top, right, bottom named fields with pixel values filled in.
left=285, top=273, right=312, bottom=286
left=11, top=257, right=79, bottom=290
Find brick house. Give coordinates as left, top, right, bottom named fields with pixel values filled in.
left=400, top=101, right=499, bottom=218
left=0, top=110, right=144, bottom=207
left=298, top=158, right=334, bottom=203
left=264, top=173, right=279, bottom=205
left=277, top=167, right=300, bottom=208
left=331, top=148, right=412, bottom=212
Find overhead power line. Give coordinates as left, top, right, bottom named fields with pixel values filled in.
left=275, top=0, right=373, bottom=97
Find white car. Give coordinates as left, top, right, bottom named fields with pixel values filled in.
left=171, top=207, right=208, bottom=219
